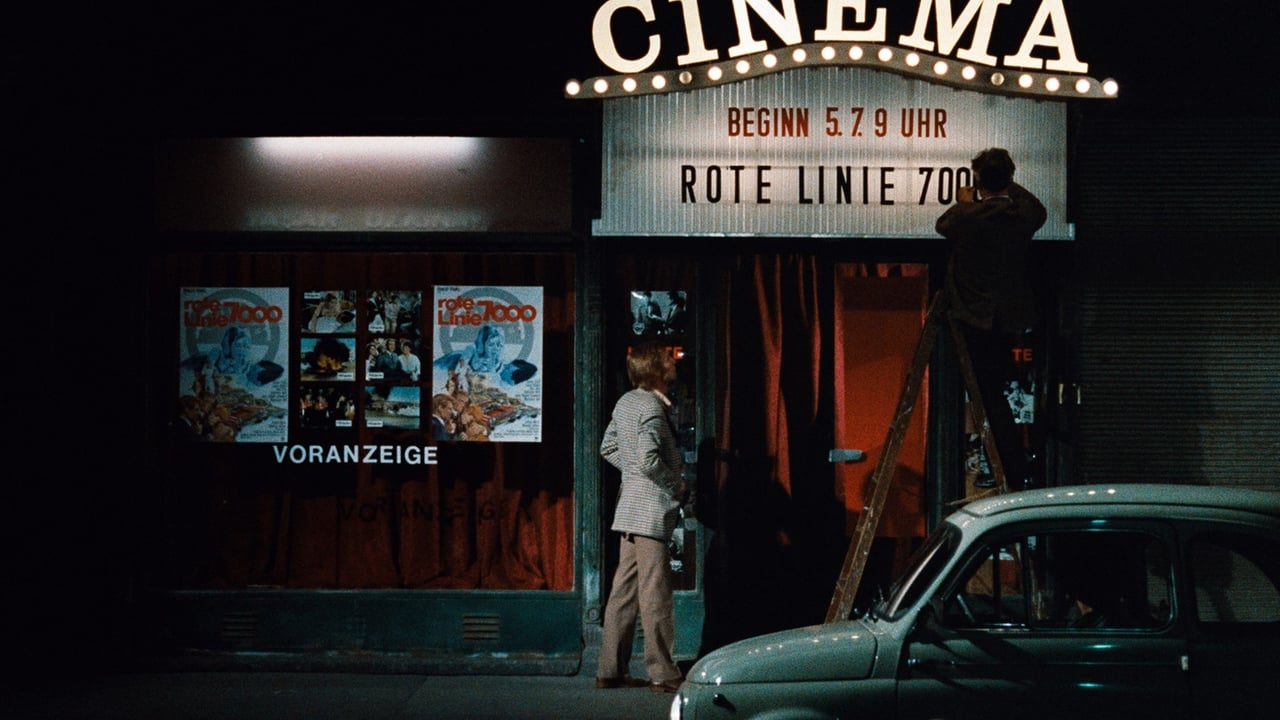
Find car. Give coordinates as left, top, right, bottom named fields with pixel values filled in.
left=669, top=483, right=1280, bottom=720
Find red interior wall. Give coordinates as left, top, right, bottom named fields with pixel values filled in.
left=833, top=266, right=928, bottom=539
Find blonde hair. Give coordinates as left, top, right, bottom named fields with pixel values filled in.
left=626, top=341, right=671, bottom=389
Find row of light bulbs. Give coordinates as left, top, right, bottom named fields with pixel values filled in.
left=565, top=43, right=1119, bottom=101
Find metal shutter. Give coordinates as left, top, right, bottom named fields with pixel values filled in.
left=1072, top=115, right=1280, bottom=487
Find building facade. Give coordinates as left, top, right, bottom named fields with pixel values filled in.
left=31, top=4, right=1276, bottom=674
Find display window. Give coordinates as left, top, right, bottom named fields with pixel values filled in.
left=153, top=250, right=576, bottom=591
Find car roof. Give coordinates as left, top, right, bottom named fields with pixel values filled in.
left=957, top=483, right=1280, bottom=521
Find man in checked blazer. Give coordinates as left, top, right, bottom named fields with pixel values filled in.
left=596, top=341, right=687, bottom=694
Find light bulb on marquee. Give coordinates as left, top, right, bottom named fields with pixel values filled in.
left=565, top=2, right=1118, bottom=101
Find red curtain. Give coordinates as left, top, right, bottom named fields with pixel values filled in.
left=156, top=252, right=575, bottom=591
left=705, top=254, right=845, bottom=637
left=702, top=255, right=927, bottom=645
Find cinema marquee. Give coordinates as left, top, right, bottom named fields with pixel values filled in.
left=566, top=0, right=1118, bottom=239
left=566, top=0, right=1117, bottom=100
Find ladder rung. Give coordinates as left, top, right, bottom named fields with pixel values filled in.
left=824, top=292, right=1007, bottom=623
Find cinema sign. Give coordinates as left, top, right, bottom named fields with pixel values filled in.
left=571, top=1, right=1115, bottom=240
left=566, top=0, right=1117, bottom=100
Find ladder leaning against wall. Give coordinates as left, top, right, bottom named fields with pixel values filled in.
left=825, top=291, right=1011, bottom=624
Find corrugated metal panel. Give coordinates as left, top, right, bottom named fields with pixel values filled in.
left=1074, top=117, right=1280, bottom=239
left=1077, top=278, right=1280, bottom=486
left=1074, top=117, right=1280, bottom=486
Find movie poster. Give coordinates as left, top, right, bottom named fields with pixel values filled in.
left=367, top=290, right=422, bottom=336
left=364, top=385, right=422, bottom=430
left=299, top=336, right=357, bottom=382
left=364, top=336, right=423, bottom=383
left=178, top=287, right=290, bottom=443
left=431, top=285, right=542, bottom=442
left=301, top=289, right=357, bottom=334
left=630, top=289, right=688, bottom=336
left=299, top=384, right=356, bottom=429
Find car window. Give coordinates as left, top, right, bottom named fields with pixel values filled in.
left=1190, top=531, right=1280, bottom=624
left=878, top=523, right=960, bottom=619
left=942, top=529, right=1172, bottom=630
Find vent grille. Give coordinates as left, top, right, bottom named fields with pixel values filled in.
left=461, top=614, right=501, bottom=642
left=220, top=610, right=258, bottom=646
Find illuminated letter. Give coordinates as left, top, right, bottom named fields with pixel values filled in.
left=593, top=0, right=661, bottom=74
left=814, top=0, right=887, bottom=42
left=1004, top=0, right=1088, bottom=72
left=899, top=0, right=1010, bottom=66
left=670, top=0, right=719, bottom=65
left=728, top=0, right=802, bottom=58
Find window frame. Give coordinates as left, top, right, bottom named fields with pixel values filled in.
left=936, top=519, right=1178, bottom=633
left=1185, top=524, right=1280, bottom=631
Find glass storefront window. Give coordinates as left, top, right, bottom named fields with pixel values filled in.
left=154, top=250, right=576, bottom=591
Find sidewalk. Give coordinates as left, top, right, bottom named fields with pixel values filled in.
left=3, top=671, right=678, bottom=720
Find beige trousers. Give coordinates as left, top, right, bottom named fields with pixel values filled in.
left=597, top=533, right=680, bottom=682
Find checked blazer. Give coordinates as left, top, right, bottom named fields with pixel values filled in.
left=600, top=388, right=685, bottom=542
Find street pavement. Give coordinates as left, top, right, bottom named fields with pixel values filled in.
left=2, top=671, right=679, bottom=720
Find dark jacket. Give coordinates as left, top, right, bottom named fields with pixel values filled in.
left=936, top=182, right=1047, bottom=333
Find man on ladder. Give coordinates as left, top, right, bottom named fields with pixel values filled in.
left=826, top=148, right=1046, bottom=623
left=937, top=147, right=1047, bottom=494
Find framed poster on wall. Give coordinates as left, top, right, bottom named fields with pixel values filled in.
left=431, top=285, right=543, bottom=442
left=177, top=287, right=290, bottom=443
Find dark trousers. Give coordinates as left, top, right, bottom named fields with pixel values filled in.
left=958, top=323, right=1029, bottom=488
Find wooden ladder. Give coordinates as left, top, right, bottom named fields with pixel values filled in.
left=824, top=292, right=1010, bottom=623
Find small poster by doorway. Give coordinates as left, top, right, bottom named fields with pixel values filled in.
left=630, top=290, right=687, bottom=337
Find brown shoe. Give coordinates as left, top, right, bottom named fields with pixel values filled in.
left=649, top=679, right=682, bottom=694
left=596, top=676, right=647, bottom=689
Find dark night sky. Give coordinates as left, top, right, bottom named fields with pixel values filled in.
left=6, top=1, right=1267, bottom=252
left=122, top=1, right=1277, bottom=138
left=2, top=0, right=1270, bottom=241
left=6, top=1, right=1274, bottom=161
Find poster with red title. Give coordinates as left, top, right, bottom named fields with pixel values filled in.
left=431, top=286, right=542, bottom=442
left=178, top=287, right=290, bottom=443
